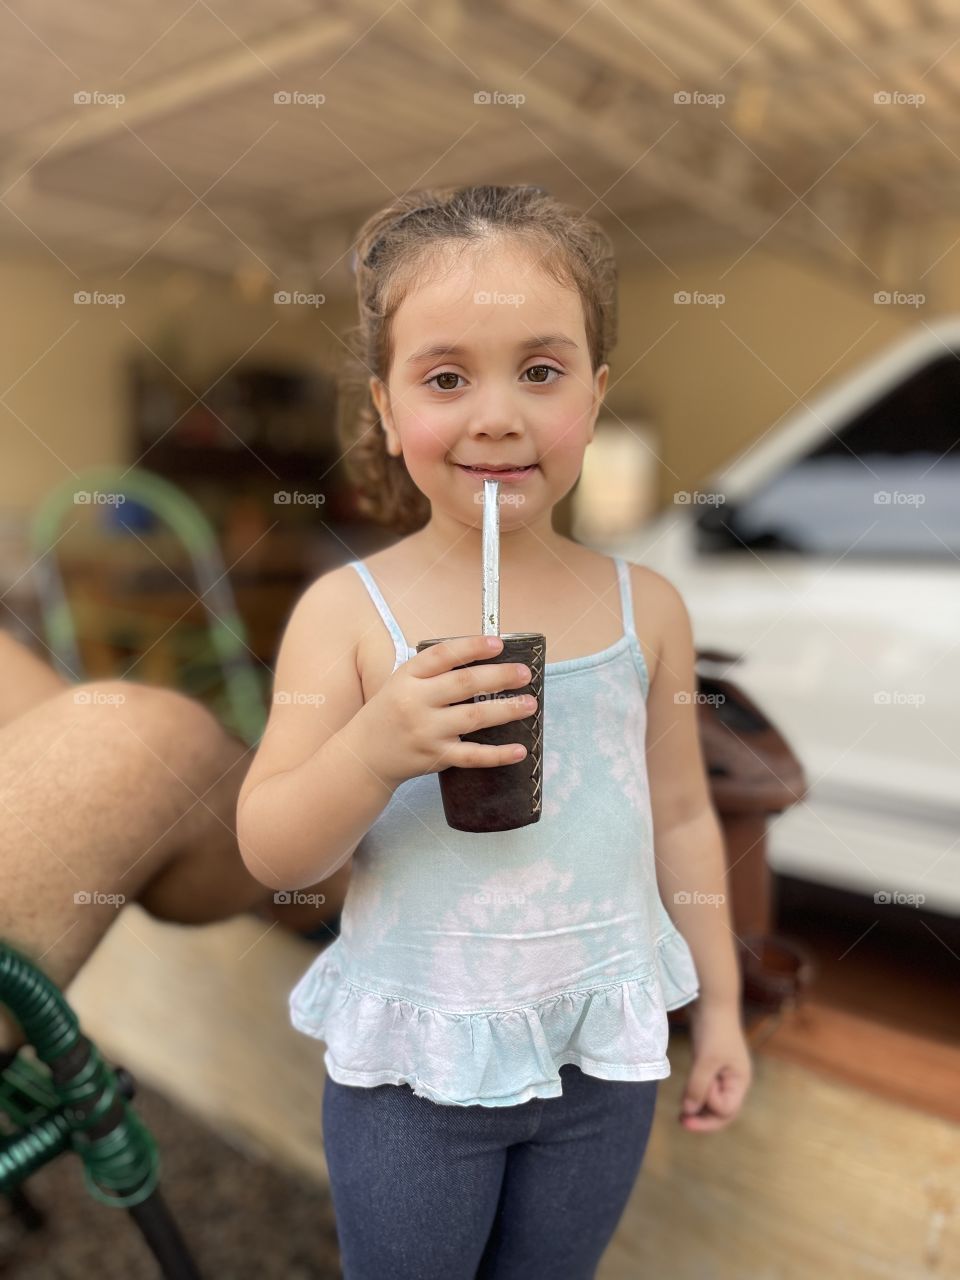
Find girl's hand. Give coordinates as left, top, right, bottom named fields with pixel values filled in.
left=353, top=635, right=539, bottom=789
left=677, top=1001, right=753, bottom=1132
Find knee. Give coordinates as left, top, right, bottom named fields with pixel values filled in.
left=63, top=680, right=233, bottom=769
left=116, top=682, right=223, bottom=748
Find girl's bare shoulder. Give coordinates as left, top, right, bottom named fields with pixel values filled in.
left=622, top=559, right=692, bottom=689
left=545, top=540, right=687, bottom=688
left=276, top=560, right=370, bottom=669
left=329, top=548, right=417, bottom=701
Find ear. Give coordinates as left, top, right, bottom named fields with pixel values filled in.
left=369, top=376, right=402, bottom=457
left=587, top=363, right=609, bottom=444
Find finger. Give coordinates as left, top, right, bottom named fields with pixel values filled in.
left=680, top=1079, right=711, bottom=1117
left=431, top=660, right=533, bottom=709
left=444, top=692, right=537, bottom=735
left=716, top=1072, right=750, bottom=1114
left=414, top=635, right=504, bottom=675
left=680, top=1073, right=746, bottom=1130
left=680, top=1109, right=737, bottom=1132
left=444, top=738, right=528, bottom=769
left=709, top=1078, right=743, bottom=1116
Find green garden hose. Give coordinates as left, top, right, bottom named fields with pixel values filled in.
left=0, top=942, right=159, bottom=1207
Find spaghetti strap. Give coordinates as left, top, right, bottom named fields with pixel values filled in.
left=614, top=557, right=637, bottom=640
left=348, top=561, right=410, bottom=670
left=614, top=557, right=650, bottom=698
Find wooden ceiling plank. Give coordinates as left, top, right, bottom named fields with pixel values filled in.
left=0, top=13, right=353, bottom=175
left=480, top=1, right=872, bottom=279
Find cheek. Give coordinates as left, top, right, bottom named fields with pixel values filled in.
left=537, top=410, right=591, bottom=467
left=396, top=409, right=455, bottom=465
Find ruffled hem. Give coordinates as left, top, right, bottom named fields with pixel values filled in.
left=289, top=930, right=699, bottom=1108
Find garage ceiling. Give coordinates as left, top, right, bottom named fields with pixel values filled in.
left=0, top=0, right=954, bottom=293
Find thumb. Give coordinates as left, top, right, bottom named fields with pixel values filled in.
left=681, top=1063, right=714, bottom=1114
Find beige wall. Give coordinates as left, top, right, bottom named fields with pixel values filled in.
left=605, top=245, right=951, bottom=505
left=1, top=237, right=952, bottom=517
left=0, top=255, right=354, bottom=514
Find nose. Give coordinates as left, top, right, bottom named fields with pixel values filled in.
left=466, top=384, right=526, bottom=442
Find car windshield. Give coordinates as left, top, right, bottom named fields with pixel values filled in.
left=697, top=352, right=960, bottom=557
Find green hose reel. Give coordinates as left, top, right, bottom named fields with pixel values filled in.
left=0, top=941, right=159, bottom=1208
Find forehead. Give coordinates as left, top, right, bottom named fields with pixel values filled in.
left=390, top=240, right=585, bottom=355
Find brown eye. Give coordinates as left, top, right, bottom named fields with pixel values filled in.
left=427, top=371, right=462, bottom=391
left=524, top=365, right=562, bottom=384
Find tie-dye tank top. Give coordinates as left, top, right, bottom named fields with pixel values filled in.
left=289, top=554, right=700, bottom=1108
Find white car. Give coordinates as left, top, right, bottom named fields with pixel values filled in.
left=612, top=320, right=960, bottom=916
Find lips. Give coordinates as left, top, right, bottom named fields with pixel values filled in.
left=455, top=465, right=537, bottom=483
left=455, top=463, right=539, bottom=483
left=455, top=465, right=535, bottom=476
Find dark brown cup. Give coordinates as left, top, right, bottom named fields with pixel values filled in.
left=415, top=632, right=545, bottom=833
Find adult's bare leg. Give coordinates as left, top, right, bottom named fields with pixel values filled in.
left=0, top=635, right=349, bottom=1057
left=0, top=678, right=267, bottom=1052
left=0, top=630, right=71, bottom=724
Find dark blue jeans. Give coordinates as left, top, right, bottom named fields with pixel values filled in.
left=322, top=1063, right=659, bottom=1279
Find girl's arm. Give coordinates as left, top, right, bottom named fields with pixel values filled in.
left=641, top=570, right=739, bottom=1008
left=236, top=567, right=397, bottom=892
left=639, top=568, right=752, bottom=1130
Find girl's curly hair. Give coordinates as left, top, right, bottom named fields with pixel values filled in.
left=336, top=183, right=618, bottom=534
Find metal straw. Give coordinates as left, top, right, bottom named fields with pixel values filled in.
left=482, top=478, right=500, bottom=635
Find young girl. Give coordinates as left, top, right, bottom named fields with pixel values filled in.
left=237, top=183, right=752, bottom=1279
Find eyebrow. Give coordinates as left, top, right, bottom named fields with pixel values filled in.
left=404, top=333, right=579, bottom=366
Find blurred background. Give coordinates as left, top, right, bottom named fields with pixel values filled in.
left=0, top=2, right=957, bottom=1277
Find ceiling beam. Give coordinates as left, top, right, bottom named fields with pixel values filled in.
left=0, top=12, right=353, bottom=177
left=403, top=1, right=872, bottom=281
left=0, top=179, right=315, bottom=281
left=484, top=0, right=921, bottom=281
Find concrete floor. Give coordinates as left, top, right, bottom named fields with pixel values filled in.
left=64, top=906, right=959, bottom=1280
